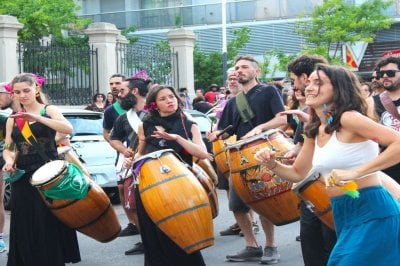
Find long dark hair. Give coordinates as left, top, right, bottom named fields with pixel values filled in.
left=143, top=85, right=183, bottom=122
left=304, top=64, right=367, bottom=138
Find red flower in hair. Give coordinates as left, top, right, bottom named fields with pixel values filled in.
left=144, top=102, right=157, bottom=112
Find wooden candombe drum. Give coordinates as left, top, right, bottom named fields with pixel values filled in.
left=192, top=162, right=219, bottom=219
left=31, top=160, right=121, bottom=243
left=212, top=135, right=236, bottom=178
left=292, top=172, right=335, bottom=230
left=227, top=129, right=301, bottom=226
left=135, top=149, right=214, bottom=254
left=193, top=157, right=218, bottom=186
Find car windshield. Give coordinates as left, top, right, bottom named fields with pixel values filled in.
left=65, top=114, right=103, bottom=136
left=191, top=115, right=211, bottom=132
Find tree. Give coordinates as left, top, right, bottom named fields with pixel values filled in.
left=260, top=49, right=297, bottom=81
left=121, top=25, right=139, bottom=44
left=0, top=0, right=91, bottom=43
left=296, top=0, right=394, bottom=61
left=194, top=27, right=250, bottom=90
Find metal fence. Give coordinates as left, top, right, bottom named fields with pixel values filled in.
left=17, top=42, right=98, bottom=105
left=116, top=43, right=175, bottom=87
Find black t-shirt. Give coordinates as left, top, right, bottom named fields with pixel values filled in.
left=109, top=113, right=138, bottom=146
left=374, top=96, right=400, bottom=183
left=143, top=111, right=195, bottom=166
left=218, top=84, right=285, bottom=138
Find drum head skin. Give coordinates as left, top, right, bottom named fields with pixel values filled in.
left=31, top=160, right=69, bottom=186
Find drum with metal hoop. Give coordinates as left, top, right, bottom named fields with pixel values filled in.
left=212, top=135, right=236, bottom=178
left=226, top=129, right=300, bottom=226
left=134, top=149, right=214, bottom=254
left=31, top=160, right=121, bottom=243
left=292, top=172, right=335, bottom=230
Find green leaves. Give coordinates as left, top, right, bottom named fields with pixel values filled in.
left=295, top=0, right=394, bottom=61
left=194, top=27, right=250, bottom=90
left=1, top=0, right=91, bottom=42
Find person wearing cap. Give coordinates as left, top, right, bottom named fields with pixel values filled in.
left=204, top=84, right=219, bottom=104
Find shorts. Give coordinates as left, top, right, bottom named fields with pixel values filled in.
left=217, top=170, right=229, bottom=190
left=228, top=177, right=250, bottom=212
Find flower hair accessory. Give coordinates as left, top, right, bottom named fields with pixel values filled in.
left=145, top=102, right=157, bottom=112
left=3, top=83, right=12, bottom=93
left=33, top=74, right=46, bottom=87
left=132, top=69, right=148, bottom=80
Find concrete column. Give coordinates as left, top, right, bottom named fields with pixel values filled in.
left=167, top=28, right=196, bottom=94
left=0, top=15, right=23, bottom=82
left=85, top=22, right=120, bottom=95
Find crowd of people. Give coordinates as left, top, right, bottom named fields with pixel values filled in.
left=0, top=52, right=400, bottom=266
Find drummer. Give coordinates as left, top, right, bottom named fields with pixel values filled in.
left=281, top=55, right=337, bottom=266
left=254, top=64, right=400, bottom=265
left=132, top=85, right=211, bottom=265
left=216, top=69, right=259, bottom=237
left=207, top=55, right=286, bottom=264
left=2, top=73, right=81, bottom=265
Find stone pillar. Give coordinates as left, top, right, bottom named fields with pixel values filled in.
left=85, top=22, right=120, bottom=95
left=167, top=28, right=196, bottom=94
left=0, top=15, right=23, bottom=82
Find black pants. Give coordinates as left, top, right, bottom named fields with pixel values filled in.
left=300, top=201, right=337, bottom=266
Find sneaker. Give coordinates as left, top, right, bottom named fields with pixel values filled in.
left=219, top=223, right=240, bottom=236
left=118, top=223, right=139, bottom=237
left=239, top=221, right=260, bottom=236
left=259, top=246, right=280, bottom=264
left=226, top=246, right=263, bottom=262
left=0, top=239, right=7, bottom=253
left=125, top=242, right=144, bottom=255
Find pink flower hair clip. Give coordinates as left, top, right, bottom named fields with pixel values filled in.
left=3, top=83, right=12, bottom=93
left=33, top=74, right=46, bottom=87
left=132, top=69, right=149, bottom=80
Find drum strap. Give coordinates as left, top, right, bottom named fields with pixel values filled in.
left=15, top=117, right=51, bottom=162
left=235, top=91, right=255, bottom=123
left=379, top=91, right=400, bottom=121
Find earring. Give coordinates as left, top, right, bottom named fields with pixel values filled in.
left=323, top=104, right=333, bottom=125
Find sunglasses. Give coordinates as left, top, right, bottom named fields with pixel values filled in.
left=377, top=70, right=400, bottom=78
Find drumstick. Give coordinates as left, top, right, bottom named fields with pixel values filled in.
left=122, top=136, right=139, bottom=179
left=216, top=125, right=233, bottom=139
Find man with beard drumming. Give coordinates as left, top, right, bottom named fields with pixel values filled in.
left=207, top=55, right=286, bottom=264
left=375, top=56, right=400, bottom=184
left=109, top=77, right=149, bottom=255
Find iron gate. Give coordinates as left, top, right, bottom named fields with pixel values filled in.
left=116, top=43, right=175, bottom=87
left=17, top=42, right=98, bottom=105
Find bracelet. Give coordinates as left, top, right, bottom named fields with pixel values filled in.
left=3, top=143, right=14, bottom=151
left=268, top=161, right=278, bottom=171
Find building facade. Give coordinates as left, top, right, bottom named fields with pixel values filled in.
left=76, top=0, right=400, bottom=73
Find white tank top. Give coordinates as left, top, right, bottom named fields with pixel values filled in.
left=312, top=131, right=379, bottom=180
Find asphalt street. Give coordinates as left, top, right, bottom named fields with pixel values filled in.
left=0, top=189, right=304, bottom=266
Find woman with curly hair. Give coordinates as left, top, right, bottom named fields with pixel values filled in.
left=254, top=64, right=400, bottom=265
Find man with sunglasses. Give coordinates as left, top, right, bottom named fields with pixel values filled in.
left=375, top=56, right=400, bottom=184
